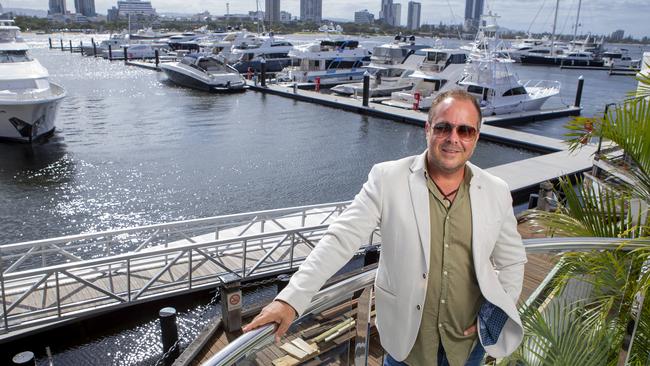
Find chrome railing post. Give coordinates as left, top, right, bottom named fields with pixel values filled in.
left=241, top=239, right=248, bottom=278
left=126, top=258, right=131, bottom=302
left=289, top=233, right=295, bottom=269
left=0, top=256, right=8, bottom=332
left=188, top=249, right=193, bottom=290
left=55, top=271, right=61, bottom=317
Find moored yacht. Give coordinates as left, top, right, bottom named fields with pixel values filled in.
left=0, top=20, right=66, bottom=142
left=276, top=39, right=370, bottom=85
left=230, top=35, right=294, bottom=73
left=160, top=53, right=246, bottom=92
left=381, top=48, right=468, bottom=109
left=81, top=33, right=129, bottom=56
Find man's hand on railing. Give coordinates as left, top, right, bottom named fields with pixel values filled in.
left=242, top=300, right=297, bottom=343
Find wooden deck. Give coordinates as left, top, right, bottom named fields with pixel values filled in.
left=183, top=223, right=559, bottom=366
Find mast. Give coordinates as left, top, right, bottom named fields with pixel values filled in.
left=549, top=0, right=559, bottom=56
left=572, top=0, right=582, bottom=49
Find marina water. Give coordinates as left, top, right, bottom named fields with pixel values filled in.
left=0, top=34, right=645, bottom=364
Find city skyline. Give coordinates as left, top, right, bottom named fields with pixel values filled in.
left=4, top=0, right=649, bottom=37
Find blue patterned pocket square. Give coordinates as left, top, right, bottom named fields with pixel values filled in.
left=478, top=300, right=508, bottom=346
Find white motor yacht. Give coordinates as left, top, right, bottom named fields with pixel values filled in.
left=230, top=35, right=294, bottom=73
left=276, top=39, right=371, bottom=85
left=160, top=53, right=246, bottom=92
left=370, top=35, right=429, bottom=65
left=381, top=48, right=468, bottom=110
left=81, top=33, right=129, bottom=56
left=602, top=49, right=641, bottom=69
left=0, top=20, right=66, bottom=142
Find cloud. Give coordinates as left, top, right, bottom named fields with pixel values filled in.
left=3, top=0, right=648, bottom=37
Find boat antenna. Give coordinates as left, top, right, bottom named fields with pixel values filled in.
left=527, top=0, right=547, bottom=35
left=549, top=0, right=559, bottom=56
left=226, top=2, right=230, bottom=29
left=444, top=0, right=462, bottom=40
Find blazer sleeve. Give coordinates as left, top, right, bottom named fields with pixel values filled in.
left=491, top=186, right=527, bottom=305
left=275, top=164, right=383, bottom=315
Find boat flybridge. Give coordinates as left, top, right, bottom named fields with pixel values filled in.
left=276, top=39, right=371, bottom=85
left=0, top=20, right=66, bottom=142
left=160, top=53, right=246, bottom=92
left=330, top=47, right=426, bottom=97
left=381, top=48, right=468, bottom=110
left=369, top=35, right=429, bottom=65
left=460, top=14, right=560, bottom=115
left=230, top=35, right=294, bottom=73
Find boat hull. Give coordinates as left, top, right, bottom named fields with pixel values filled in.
left=161, top=66, right=246, bottom=93
left=520, top=54, right=604, bottom=67
left=0, top=83, right=66, bottom=143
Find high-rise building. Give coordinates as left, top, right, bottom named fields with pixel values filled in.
left=117, top=0, right=157, bottom=18
left=300, top=0, right=322, bottom=23
left=265, top=0, right=281, bottom=26
left=379, top=0, right=393, bottom=25
left=354, top=9, right=375, bottom=24
left=464, top=0, right=484, bottom=31
left=75, top=0, right=96, bottom=16
left=48, top=0, right=67, bottom=15
left=407, top=1, right=421, bottom=30
left=610, top=29, right=625, bottom=41
left=280, top=10, right=292, bottom=22
left=392, top=3, right=401, bottom=27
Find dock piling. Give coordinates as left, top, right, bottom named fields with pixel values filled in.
left=537, top=181, right=555, bottom=211
left=79, top=41, right=84, bottom=55
left=124, top=46, right=128, bottom=64
left=12, top=351, right=35, bottom=365
left=92, top=38, right=97, bottom=57
left=108, top=45, right=113, bottom=60
left=362, top=73, right=370, bottom=107
left=159, top=307, right=180, bottom=365
left=292, top=82, right=298, bottom=94
left=155, top=49, right=160, bottom=68
left=260, top=60, right=267, bottom=87
left=59, top=38, right=63, bottom=51
left=69, top=40, right=73, bottom=53
left=574, top=75, right=584, bottom=107
left=219, top=274, right=242, bottom=333
left=48, top=37, right=52, bottom=49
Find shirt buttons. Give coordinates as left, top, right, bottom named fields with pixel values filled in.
left=416, top=305, right=421, bottom=310
left=422, top=273, right=427, bottom=279
left=443, top=270, right=448, bottom=276
left=440, top=299, right=446, bottom=304
left=438, top=323, right=442, bottom=328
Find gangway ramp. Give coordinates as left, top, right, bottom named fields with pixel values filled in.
left=0, top=202, right=380, bottom=341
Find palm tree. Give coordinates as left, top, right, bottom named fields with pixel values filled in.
left=501, top=66, right=650, bottom=365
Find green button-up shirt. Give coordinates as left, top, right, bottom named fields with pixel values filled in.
left=405, top=166, right=483, bottom=366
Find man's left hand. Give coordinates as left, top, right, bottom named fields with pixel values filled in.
left=463, top=324, right=477, bottom=336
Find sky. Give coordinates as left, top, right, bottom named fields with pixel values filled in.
left=3, top=0, right=648, bottom=38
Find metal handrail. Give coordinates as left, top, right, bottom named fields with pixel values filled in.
left=0, top=201, right=351, bottom=252
left=203, top=269, right=377, bottom=366
left=201, top=236, right=650, bottom=366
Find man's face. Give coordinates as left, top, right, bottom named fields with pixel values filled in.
left=425, top=98, right=480, bottom=175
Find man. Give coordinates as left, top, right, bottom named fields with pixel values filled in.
left=243, top=90, right=527, bottom=365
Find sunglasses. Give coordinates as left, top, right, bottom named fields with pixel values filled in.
left=431, top=122, right=478, bottom=141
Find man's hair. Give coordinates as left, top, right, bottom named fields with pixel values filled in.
left=427, top=89, right=483, bottom=129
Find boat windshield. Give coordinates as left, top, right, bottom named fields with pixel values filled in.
left=0, top=50, right=31, bottom=63
left=197, top=57, right=229, bottom=72
left=373, top=47, right=407, bottom=58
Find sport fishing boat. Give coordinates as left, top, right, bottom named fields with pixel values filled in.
left=0, top=20, right=66, bottom=142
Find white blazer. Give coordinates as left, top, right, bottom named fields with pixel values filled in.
left=277, top=151, right=527, bottom=360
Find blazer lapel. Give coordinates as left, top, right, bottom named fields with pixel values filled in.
left=468, top=163, right=486, bottom=265
left=409, top=152, right=431, bottom=269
